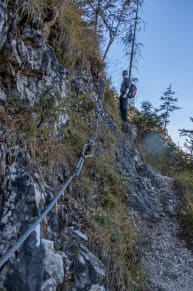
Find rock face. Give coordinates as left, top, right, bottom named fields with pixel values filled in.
left=0, top=0, right=7, bottom=51
left=0, top=1, right=106, bottom=290
left=0, top=0, right=68, bottom=105
left=1, top=1, right=193, bottom=291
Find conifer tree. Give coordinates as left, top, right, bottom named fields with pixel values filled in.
left=141, top=101, right=154, bottom=118
left=140, top=100, right=161, bottom=130
left=158, top=84, right=180, bottom=133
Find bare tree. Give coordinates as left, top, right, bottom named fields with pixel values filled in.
left=76, top=0, right=143, bottom=61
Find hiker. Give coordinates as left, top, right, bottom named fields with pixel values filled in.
left=120, top=70, right=130, bottom=122
left=96, top=71, right=105, bottom=101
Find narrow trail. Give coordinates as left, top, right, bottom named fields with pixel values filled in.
left=136, top=175, right=193, bottom=291
left=142, top=217, right=193, bottom=290
left=113, top=120, right=193, bottom=291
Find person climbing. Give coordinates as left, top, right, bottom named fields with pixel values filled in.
left=120, top=70, right=130, bottom=122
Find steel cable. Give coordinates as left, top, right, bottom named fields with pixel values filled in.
left=0, top=91, right=103, bottom=268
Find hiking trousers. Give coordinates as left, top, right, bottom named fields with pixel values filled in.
left=120, top=97, right=128, bottom=122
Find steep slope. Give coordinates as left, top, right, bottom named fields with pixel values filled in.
left=85, top=100, right=193, bottom=290
left=0, top=1, right=105, bottom=290
left=0, top=1, right=141, bottom=290
left=117, top=132, right=193, bottom=290
left=1, top=1, right=193, bottom=291
left=104, top=112, right=193, bottom=290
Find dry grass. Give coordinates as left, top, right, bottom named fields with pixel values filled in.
left=77, top=122, right=146, bottom=290
left=103, top=87, right=122, bottom=132
left=16, top=0, right=103, bottom=69
left=51, top=87, right=145, bottom=289
left=2, top=88, right=145, bottom=289
left=3, top=2, right=144, bottom=281
left=53, top=2, right=102, bottom=68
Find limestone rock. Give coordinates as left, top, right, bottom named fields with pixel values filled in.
left=0, top=0, right=7, bottom=50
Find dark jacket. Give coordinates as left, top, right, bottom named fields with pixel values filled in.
left=120, top=77, right=130, bottom=97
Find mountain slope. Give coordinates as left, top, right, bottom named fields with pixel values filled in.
left=1, top=1, right=193, bottom=291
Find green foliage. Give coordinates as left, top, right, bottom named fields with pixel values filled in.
left=140, top=100, right=161, bottom=130
left=129, top=106, right=162, bottom=134
left=158, top=84, right=181, bottom=132
left=133, top=85, right=180, bottom=136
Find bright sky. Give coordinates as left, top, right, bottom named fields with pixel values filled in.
left=107, top=0, right=193, bottom=147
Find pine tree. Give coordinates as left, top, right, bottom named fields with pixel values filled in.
left=179, top=117, right=193, bottom=159
left=158, top=84, right=180, bottom=133
left=141, top=101, right=154, bottom=118
left=140, top=100, right=161, bottom=130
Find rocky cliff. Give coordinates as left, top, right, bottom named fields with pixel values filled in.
left=1, top=1, right=193, bottom=291
left=0, top=1, right=105, bottom=290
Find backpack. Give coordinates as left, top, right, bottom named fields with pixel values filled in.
left=128, top=83, right=137, bottom=98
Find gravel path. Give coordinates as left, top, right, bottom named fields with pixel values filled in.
left=115, top=123, right=193, bottom=291
left=136, top=174, right=193, bottom=291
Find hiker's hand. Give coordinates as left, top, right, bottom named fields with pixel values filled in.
left=123, top=94, right=127, bottom=98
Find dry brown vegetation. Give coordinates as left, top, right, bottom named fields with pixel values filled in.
left=17, top=0, right=103, bottom=70
left=1, top=85, right=145, bottom=289
left=49, top=1, right=102, bottom=68
left=2, top=1, right=146, bottom=288
left=63, top=91, right=145, bottom=290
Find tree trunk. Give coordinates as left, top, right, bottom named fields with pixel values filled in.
left=94, top=0, right=102, bottom=34
left=128, top=0, right=139, bottom=84
left=102, top=39, right=113, bottom=61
